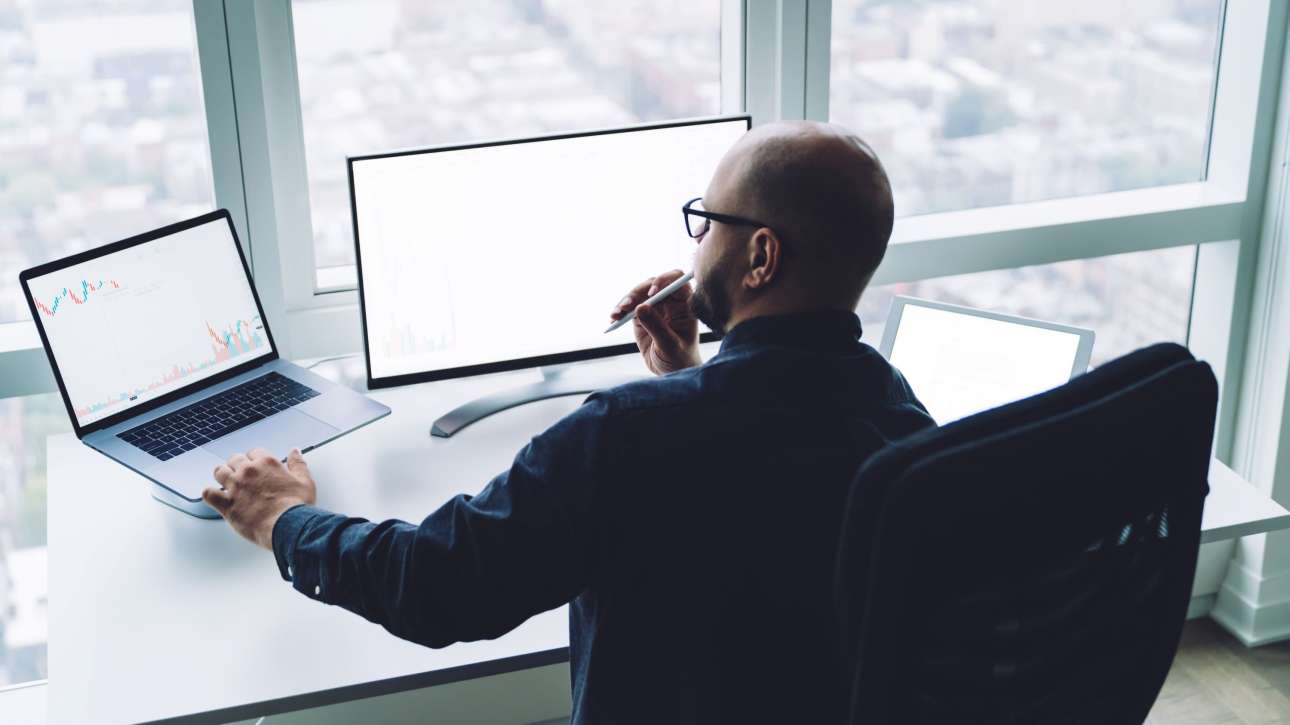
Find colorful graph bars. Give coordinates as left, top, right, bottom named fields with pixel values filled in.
left=207, top=317, right=266, bottom=362
left=36, top=279, right=122, bottom=317
left=383, top=320, right=455, bottom=358
left=74, top=316, right=266, bottom=421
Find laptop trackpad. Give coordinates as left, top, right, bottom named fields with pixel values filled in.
left=202, top=408, right=338, bottom=461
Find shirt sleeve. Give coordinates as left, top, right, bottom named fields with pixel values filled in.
left=270, top=394, right=612, bottom=648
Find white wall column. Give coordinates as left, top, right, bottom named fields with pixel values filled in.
left=1212, top=15, right=1290, bottom=644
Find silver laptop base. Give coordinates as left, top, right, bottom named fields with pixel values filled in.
left=151, top=484, right=221, bottom=519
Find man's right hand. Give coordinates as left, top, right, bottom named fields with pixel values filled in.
left=610, top=269, right=701, bottom=376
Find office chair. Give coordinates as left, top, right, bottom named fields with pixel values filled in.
left=835, top=343, right=1217, bottom=724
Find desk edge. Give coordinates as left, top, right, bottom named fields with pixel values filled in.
left=1200, top=512, right=1290, bottom=544
left=137, top=647, right=571, bottom=725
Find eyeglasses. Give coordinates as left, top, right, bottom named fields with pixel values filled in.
left=682, top=196, right=773, bottom=239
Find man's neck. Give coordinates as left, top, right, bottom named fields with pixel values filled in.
left=723, top=299, right=854, bottom=334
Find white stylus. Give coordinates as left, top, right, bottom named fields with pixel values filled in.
left=604, top=271, right=695, bottom=334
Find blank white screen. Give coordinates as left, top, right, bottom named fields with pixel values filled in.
left=888, top=304, right=1083, bottom=424
left=351, top=120, right=747, bottom=379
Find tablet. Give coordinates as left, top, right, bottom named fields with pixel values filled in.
left=878, top=296, right=1095, bottom=424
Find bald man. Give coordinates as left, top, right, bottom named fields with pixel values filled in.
left=205, top=122, right=934, bottom=724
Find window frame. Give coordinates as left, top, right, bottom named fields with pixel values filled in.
left=0, top=0, right=1281, bottom=466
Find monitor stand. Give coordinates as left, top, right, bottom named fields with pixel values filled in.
left=431, top=363, right=643, bottom=438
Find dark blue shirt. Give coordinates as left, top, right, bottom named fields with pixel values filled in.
left=273, top=311, right=933, bottom=723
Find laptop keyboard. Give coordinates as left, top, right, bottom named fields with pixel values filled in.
left=117, top=372, right=320, bottom=461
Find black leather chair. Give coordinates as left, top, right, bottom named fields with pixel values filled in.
left=835, top=343, right=1217, bottom=724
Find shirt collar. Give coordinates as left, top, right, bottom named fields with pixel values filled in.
left=716, top=310, right=865, bottom=356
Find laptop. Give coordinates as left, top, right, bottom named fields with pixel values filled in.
left=878, top=296, right=1095, bottom=425
left=19, top=209, right=391, bottom=518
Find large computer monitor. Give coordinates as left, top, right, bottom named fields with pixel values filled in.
left=349, top=115, right=750, bottom=435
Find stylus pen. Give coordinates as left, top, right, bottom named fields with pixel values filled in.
left=604, top=271, right=695, bottom=334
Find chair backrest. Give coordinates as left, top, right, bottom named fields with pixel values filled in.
left=835, top=343, right=1217, bottom=725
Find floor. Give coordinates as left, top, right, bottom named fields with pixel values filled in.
left=537, top=618, right=1290, bottom=725
left=1147, top=618, right=1290, bottom=724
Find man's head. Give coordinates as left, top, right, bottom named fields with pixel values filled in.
left=688, top=121, right=894, bottom=334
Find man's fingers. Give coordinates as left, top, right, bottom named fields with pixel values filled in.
left=213, top=464, right=234, bottom=489
left=612, top=277, right=657, bottom=318
left=286, top=448, right=309, bottom=477
left=651, top=269, right=686, bottom=292
left=226, top=453, right=249, bottom=472
left=669, top=270, right=693, bottom=296
left=247, top=447, right=274, bottom=462
left=202, top=486, right=233, bottom=514
left=644, top=269, right=688, bottom=303
left=634, top=304, right=681, bottom=353
left=629, top=275, right=657, bottom=298
left=612, top=270, right=688, bottom=319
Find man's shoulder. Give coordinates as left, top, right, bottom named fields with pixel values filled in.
left=592, top=363, right=712, bottom=413
left=580, top=343, right=931, bottom=426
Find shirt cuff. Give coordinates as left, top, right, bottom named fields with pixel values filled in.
left=272, top=503, right=323, bottom=584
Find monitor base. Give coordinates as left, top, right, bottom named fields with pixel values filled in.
left=151, top=484, right=221, bottom=519
left=431, top=365, right=642, bottom=438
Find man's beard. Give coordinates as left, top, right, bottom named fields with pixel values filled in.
left=689, top=256, right=736, bottom=334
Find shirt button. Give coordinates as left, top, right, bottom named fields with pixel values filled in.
left=314, top=584, right=321, bottom=596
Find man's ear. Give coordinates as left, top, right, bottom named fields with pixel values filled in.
left=744, top=227, right=782, bottom=290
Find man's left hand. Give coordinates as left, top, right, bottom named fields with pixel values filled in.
left=204, top=447, right=317, bottom=550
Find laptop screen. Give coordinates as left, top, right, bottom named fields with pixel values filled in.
left=23, top=215, right=274, bottom=428
left=887, top=303, right=1085, bottom=424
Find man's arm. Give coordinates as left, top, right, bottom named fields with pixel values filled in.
left=204, top=395, right=613, bottom=648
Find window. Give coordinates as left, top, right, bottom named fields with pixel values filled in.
left=830, top=0, right=1222, bottom=217
left=291, top=0, right=724, bottom=289
left=0, top=0, right=1278, bottom=710
left=860, top=246, right=1196, bottom=367
left=0, top=393, right=67, bottom=686
left=0, top=0, right=214, bottom=323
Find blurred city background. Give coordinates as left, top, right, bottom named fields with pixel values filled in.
left=0, top=0, right=1219, bottom=686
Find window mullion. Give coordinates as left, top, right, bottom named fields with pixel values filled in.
left=721, top=0, right=746, bottom=114
left=804, top=0, right=831, bottom=121
left=220, top=0, right=321, bottom=357
left=744, top=0, right=809, bottom=124
left=193, top=0, right=251, bottom=263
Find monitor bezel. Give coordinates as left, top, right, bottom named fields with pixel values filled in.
left=877, top=295, right=1097, bottom=380
left=18, top=209, right=279, bottom=438
left=348, top=114, right=750, bottom=390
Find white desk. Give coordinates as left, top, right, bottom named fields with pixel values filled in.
left=47, top=354, right=653, bottom=725
left=1201, top=458, right=1290, bottom=543
left=39, top=352, right=1290, bottom=724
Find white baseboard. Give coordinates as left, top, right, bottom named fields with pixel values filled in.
left=1210, top=559, right=1290, bottom=646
